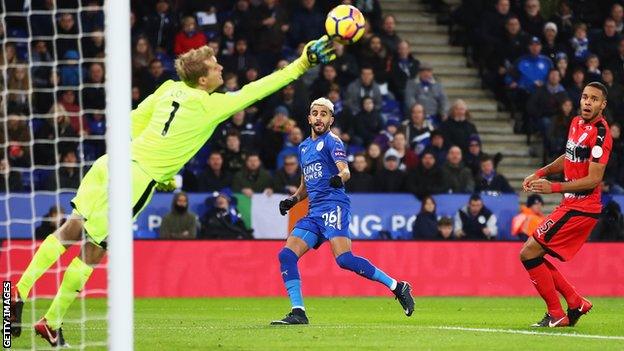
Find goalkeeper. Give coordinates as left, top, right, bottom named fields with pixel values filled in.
left=10, top=36, right=336, bottom=347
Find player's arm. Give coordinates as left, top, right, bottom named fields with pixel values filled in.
left=208, top=37, right=335, bottom=124
left=530, top=161, right=606, bottom=194
left=522, top=155, right=564, bottom=192
left=279, top=174, right=307, bottom=216
left=329, top=161, right=350, bottom=188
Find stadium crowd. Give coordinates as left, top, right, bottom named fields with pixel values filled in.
left=1, top=0, right=623, bottom=241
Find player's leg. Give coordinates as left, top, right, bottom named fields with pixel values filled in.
left=271, top=228, right=316, bottom=325
left=10, top=216, right=84, bottom=337
left=329, top=237, right=415, bottom=316
left=35, top=240, right=105, bottom=347
left=519, top=236, right=568, bottom=327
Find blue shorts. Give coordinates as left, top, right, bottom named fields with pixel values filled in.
left=292, top=204, right=351, bottom=249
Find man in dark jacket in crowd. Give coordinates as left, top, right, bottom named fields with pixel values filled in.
left=346, top=152, right=374, bottom=192
left=35, top=206, right=66, bottom=240
left=475, top=154, right=514, bottom=194
left=374, top=153, right=406, bottom=193
left=198, top=151, right=233, bottom=192
left=406, top=150, right=445, bottom=199
left=232, top=152, right=274, bottom=197
left=200, top=193, right=253, bottom=239
left=441, top=146, right=474, bottom=193
left=273, top=154, right=301, bottom=195
left=454, top=194, right=498, bottom=240
left=159, top=192, right=198, bottom=239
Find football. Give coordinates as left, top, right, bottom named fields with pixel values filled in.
left=325, top=4, right=366, bottom=45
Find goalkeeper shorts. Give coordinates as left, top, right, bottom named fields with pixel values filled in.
left=70, top=154, right=157, bottom=248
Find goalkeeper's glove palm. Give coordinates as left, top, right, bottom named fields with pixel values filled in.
left=302, top=35, right=336, bottom=67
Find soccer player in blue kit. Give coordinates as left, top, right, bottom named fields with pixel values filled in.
left=271, top=97, right=415, bottom=325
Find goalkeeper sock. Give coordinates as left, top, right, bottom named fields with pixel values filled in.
left=44, top=257, right=94, bottom=330
left=278, top=248, right=304, bottom=310
left=335, top=252, right=397, bottom=290
left=16, top=235, right=67, bottom=300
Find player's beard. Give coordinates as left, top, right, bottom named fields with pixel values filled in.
left=311, top=121, right=329, bottom=137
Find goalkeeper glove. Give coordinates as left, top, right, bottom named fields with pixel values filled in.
left=279, top=196, right=298, bottom=216
left=329, top=175, right=343, bottom=188
left=156, top=179, right=177, bottom=192
left=302, top=35, right=336, bottom=67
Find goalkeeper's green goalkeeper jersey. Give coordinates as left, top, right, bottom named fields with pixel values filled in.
left=130, top=58, right=308, bottom=182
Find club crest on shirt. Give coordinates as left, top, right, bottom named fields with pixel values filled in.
left=316, top=141, right=324, bottom=151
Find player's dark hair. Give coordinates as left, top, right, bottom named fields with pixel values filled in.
left=586, top=81, right=608, bottom=99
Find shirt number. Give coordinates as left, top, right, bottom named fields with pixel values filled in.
left=162, top=101, right=180, bottom=136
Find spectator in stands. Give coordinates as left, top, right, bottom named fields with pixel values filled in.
left=345, top=66, right=382, bottom=115
left=132, top=36, right=155, bottom=75
left=475, top=154, right=514, bottom=194
left=229, top=0, right=253, bottom=40
left=218, top=110, right=259, bottom=152
left=45, top=150, right=80, bottom=190
left=412, top=196, right=439, bottom=240
left=545, top=98, right=574, bottom=160
left=311, top=64, right=339, bottom=99
left=602, top=69, right=624, bottom=121
left=555, top=53, right=571, bottom=86
left=222, top=132, right=247, bottom=174
left=174, top=16, right=207, bottom=56
left=550, top=0, right=575, bottom=43
left=80, top=0, right=104, bottom=33
left=6, top=114, right=31, bottom=168
left=289, top=0, right=325, bottom=47
left=200, top=193, right=253, bottom=239
left=424, top=130, right=448, bottom=166
left=224, top=38, right=259, bottom=82
left=252, top=0, right=289, bottom=75
left=464, top=134, right=484, bottom=177
left=480, top=0, right=512, bottom=65
left=440, top=99, right=478, bottom=153
left=327, top=84, right=354, bottom=137
left=277, top=127, right=304, bottom=169
left=541, top=22, right=567, bottom=64
left=159, top=192, right=198, bottom=239
left=85, top=113, right=106, bottom=160
left=31, top=41, right=53, bottom=87
left=353, top=97, right=384, bottom=146
left=374, top=152, right=406, bottom=193
left=386, top=131, right=418, bottom=171
left=264, top=84, right=308, bottom=132
left=58, top=50, right=80, bottom=87
left=389, top=40, right=419, bottom=104
left=273, top=154, right=301, bottom=195
left=34, top=104, right=78, bottom=165
left=401, top=103, right=433, bottom=155
left=569, top=22, right=590, bottom=65
left=590, top=200, right=624, bottom=241
left=35, top=206, right=66, bottom=240
left=365, top=142, right=384, bottom=175
left=591, top=18, right=621, bottom=66
left=372, top=120, right=399, bottom=152
left=404, top=62, right=449, bottom=123
left=7, top=65, right=30, bottom=114
left=219, top=21, right=237, bottom=57
left=491, top=16, right=528, bottom=96
left=565, top=67, right=585, bottom=110
left=519, top=0, right=545, bottom=38
left=82, top=29, right=105, bottom=59
left=142, top=0, right=177, bottom=54
left=611, top=3, right=624, bottom=34
left=406, top=150, right=445, bottom=199
left=511, top=194, right=545, bottom=240
left=441, top=146, right=474, bottom=194
left=82, top=62, right=106, bottom=110
left=56, top=13, right=78, bottom=59
left=584, top=54, right=602, bottom=83
left=379, top=14, right=400, bottom=54
left=232, top=153, right=273, bottom=197
left=333, top=42, right=359, bottom=87
left=0, top=157, right=23, bottom=193
left=361, top=35, right=390, bottom=85
left=454, top=194, right=498, bottom=240
left=60, top=90, right=88, bottom=135
left=610, top=38, right=624, bottom=85
left=605, top=123, right=624, bottom=193
left=139, top=59, right=170, bottom=99
left=198, top=151, right=233, bottom=193
left=526, top=68, right=568, bottom=135
left=346, top=152, right=375, bottom=193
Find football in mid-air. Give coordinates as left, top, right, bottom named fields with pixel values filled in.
left=325, top=5, right=366, bottom=45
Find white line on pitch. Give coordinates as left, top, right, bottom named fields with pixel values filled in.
left=428, top=326, right=624, bottom=341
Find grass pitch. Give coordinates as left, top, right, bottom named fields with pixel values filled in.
left=10, top=297, right=624, bottom=350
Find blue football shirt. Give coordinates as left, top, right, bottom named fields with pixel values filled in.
left=299, top=131, right=350, bottom=215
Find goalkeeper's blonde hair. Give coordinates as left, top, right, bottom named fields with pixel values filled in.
left=175, top=46, right=215, bottom=87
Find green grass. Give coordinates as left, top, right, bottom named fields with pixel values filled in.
left=10, top=297, right=624, bottom=350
